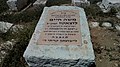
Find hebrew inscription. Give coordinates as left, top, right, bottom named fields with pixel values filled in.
left=37, top=10, right=81, bottom=45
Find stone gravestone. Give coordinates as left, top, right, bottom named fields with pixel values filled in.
left=23, top=6, right=95, bottom=67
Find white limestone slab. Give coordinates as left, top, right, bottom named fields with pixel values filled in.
left=23, top=6, right=95, bottom=67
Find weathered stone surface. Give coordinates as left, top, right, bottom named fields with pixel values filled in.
left=0, top=21, right=13, bottom=33
left=115, top=24, right=120, bottom=31
left=7, top=0, right=17, bottom=11
left=33, top=0, right=47, bottom=6
left=72, top=0, right=90, bottom=7
left=116, top=12, right=120, bottom=19
left=7, top=0, right=28, bottom=11
left=23, top=6, right=95, bottom=67
left=97, top=0, right=120, bottom=13
left=89, top=22, right=99, bottom=28
left=102, top=22, right=112, bottom=28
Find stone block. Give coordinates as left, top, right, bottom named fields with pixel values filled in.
left=23, top=6, right=95, bottom=67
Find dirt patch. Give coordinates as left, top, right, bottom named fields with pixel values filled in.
left=90, top=27, right=120, bottom=67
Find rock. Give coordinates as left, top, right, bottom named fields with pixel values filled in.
left=7, top=0, right=18, bottom=11
left=0, top=21, right=24, bottom=33
left=72, top=0, right=90, bottom=7
left=23, top=6, right=95, bottom=67
left=7, top=0, right=28, bottom=11
left=89, top=22, right=99, bottom=28
left=116, top=12, right=120, bottom=19
left=33, top=0, right=47, bottom=6
left=97, top=0, right=120, bottom=13
left=114, top=63, right=118, bottom=67
left=115, top=25, right=120, bottom=31
left=102, top=22, right=112, bottom=28
left=0, top=21, right=13, bottom=33
left=32, top=0, right=47, bottom=12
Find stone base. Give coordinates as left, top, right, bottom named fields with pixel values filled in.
left=26, top=56, right=95, bottom=67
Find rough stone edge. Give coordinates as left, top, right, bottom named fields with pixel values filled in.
left=23, top=6, right=95, bottom=60
left=23, top=6, right=95, bottom=66
left=25, top=56, right=95, bottom=67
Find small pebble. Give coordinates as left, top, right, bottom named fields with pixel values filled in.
left=102, top=22, right=112, bottom=28
left=99, top=59, right=102, bottom=62
left=114, top=63, right=118, bottom=67
left=116, top=12, right=120, bottom=19
left=1, top=51, right=6, bottom=54
left=89, top=22, right=99, bottom=28
left=115, top=25, right=120, bottom=31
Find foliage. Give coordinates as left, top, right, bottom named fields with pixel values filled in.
left=0, top=0, right=9, bottom=13
left=46, top=0, right=71, bottom=6
left=1, top=21, right=37, bottom=67
left=0, top=10, right=42, bottom=23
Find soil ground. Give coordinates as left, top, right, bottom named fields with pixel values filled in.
left=90, top=27, right=120, bottom=67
